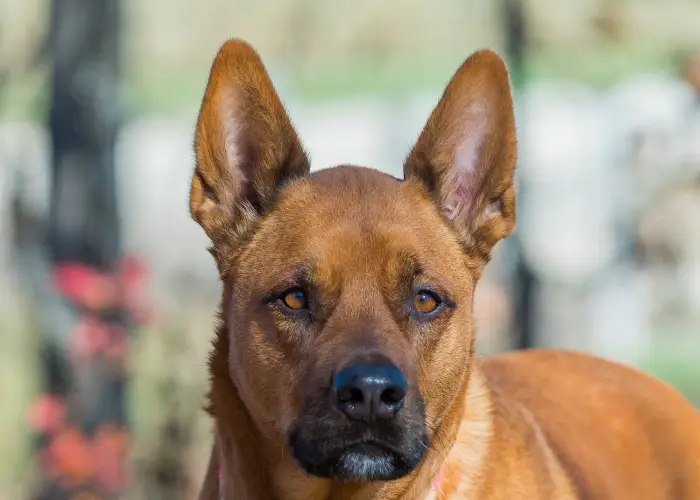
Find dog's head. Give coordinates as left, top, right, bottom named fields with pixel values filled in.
left=190, top=40, right=516, bottom=482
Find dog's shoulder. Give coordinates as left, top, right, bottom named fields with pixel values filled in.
left=476, top=349, right=700, bottom=499
left=437, top=365, right=578, bottom=499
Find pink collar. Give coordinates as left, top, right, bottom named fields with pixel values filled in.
left=432, top=468, right=443, bottom=493
left=218, top=466, right=223, bottom=499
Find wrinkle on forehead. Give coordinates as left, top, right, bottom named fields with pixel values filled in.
left=236, top=166, right=469, bottom=293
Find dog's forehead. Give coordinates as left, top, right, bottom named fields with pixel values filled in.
left=244, top=165, right=466, bottom=282
left=270, top=166, right=439, bottom=245
left=306, top=165, right=403, bottom=210
left=280, top=165, right=423, bottom=224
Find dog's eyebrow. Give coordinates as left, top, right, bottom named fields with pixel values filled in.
left=391, top=250, right=455, bottom=305
left=263, top=263, right=318, bottom=299
left=291, top=263, right=318, bottom=288
left=393, top=251, right=423, bottom=290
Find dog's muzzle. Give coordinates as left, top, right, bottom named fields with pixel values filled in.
left=288, top=362, right=427, bottom=481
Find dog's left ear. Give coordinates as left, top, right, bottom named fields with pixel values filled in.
left=190, top=39, right=310, bottom=246
left=404, top=50, right=516, bottom=261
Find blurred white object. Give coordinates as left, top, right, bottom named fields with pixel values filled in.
left=587, top=264, right=651, bottom=365
left=518, top=84, right=618, bottom=285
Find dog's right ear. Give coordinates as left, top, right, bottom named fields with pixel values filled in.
left=404, top=50, right=516, bottom=263
left=190, top=39, right=309, bottom=245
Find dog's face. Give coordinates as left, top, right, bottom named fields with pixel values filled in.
left=190, top=41, right=516, bottom=482
left=227, top=167, right=476, bottom=480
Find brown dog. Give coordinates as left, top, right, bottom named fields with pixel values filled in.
left=190, top=39, right=700, bottom=499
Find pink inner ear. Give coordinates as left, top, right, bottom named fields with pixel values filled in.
left=220, top=91, right=247, bottom=191
left=441, top=117, right=487, bottom=222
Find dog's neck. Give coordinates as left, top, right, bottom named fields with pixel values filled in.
left=206, top=320, right=483, bottom=500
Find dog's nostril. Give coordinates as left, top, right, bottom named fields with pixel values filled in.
left=337, top=387, right=364, bottom=405
left=381, top=386, right=405, bottom=406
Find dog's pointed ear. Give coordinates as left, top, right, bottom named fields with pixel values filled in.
left=190, top=39, right=309, bottom=244
left=404, top=50, right=516, bottom=262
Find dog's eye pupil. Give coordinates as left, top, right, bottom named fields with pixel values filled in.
left=413, top=291, right=439, bottom=314
left=282, top=289, right=307, bottom=310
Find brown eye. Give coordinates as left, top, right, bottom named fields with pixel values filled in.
left=281, top=289, right=307, bottom=310
left=412, top=290, right=441, bottom=314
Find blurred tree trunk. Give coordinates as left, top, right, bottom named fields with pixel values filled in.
left=29, top=0, right=133, bottom=498
left=47, top=1, right=122, bottom=267
left=499, top=0, right=539, bottom=350
left=501, top=0, right=526, bottom=89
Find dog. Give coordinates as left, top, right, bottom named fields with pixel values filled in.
left=189, top=39, right=700, bottom=499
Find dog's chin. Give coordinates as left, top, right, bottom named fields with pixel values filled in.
left=334, top=443, right=415, bottom=481
left=293, top=441, right=422, bottom=482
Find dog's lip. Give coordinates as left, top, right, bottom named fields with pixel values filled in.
left=338, top=439, right=405, bottom=462
left=343, top=440, right=395, bottom=455
left=332, top=439, right=415, bottom=481
left=289, top=431, right=425, bottom=480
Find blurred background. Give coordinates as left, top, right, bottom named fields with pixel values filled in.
left=1, top=0, right=699, bottom=498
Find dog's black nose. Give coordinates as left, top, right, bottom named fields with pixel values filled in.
left=332, top=363, right=407, bottom=423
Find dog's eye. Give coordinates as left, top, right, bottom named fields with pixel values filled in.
left=281, top=288, right=308, bottom=310
left=412, top=290, right=441, bottom=314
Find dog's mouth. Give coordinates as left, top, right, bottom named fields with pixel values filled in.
left=289, top=386, right=428, bottom=482
left=331, top=441, right=411, bottom=481
left=290, top=434, right=426, bottom=481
